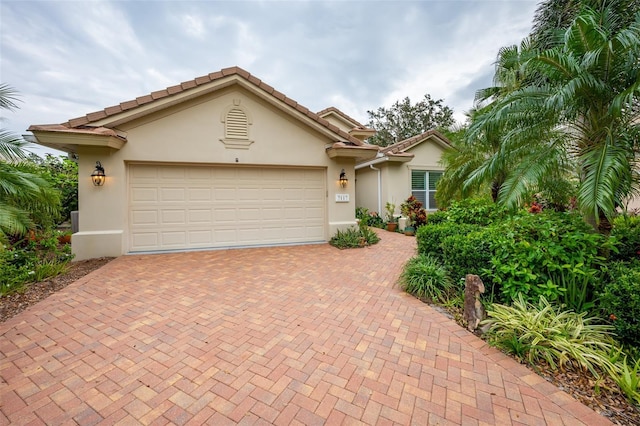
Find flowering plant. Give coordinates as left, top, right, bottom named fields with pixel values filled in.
left=400, top=196, right=427, bottom=227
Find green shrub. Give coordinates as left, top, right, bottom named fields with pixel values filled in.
left=425, top=210, right=448, bottom=225
left=355, top=207, right=384, bottom=229
left=330, top=226, right=380, bottom=249
left=610, top=215, right=640, bottom=262
left=483, top=295, right=617, bottom=378
left=416, top=222, right=478, bottom=259
left=488, top=211, right=607, bottom=304
left=0, top=231, right=73, bottom=296
left=445, top=197, right=510, bottom=226
left=399, top=254, right=453, bottom=303
left=441, top=228, right=499, bottom=297
left=598, top=261, right=640, bottom=347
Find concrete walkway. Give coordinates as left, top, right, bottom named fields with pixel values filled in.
left=1, top=230, right=611, bottom=425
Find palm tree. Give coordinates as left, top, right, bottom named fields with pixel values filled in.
left=466, top=3, right=640, bottom=231
left=0, top=84, right=60, bottom=236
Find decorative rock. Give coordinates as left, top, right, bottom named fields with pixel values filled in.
left=463, top=274, right=486, bottom=332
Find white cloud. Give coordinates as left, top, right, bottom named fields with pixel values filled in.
left=0, top=0, right=541, bottom=155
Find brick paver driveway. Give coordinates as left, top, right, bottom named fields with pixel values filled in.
left=1, top=230, right=611, bottom=425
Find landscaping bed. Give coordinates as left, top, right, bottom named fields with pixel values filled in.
left=0, top=257, right=112, bottom=323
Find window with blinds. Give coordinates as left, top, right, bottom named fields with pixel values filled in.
left=411, top=170, right=442, bottom=210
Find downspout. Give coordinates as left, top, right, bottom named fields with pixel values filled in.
left=370, top=164, right=382, bottom=214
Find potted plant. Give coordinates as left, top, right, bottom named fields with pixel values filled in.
left=385, top=202, right=397, bottom=232
left=400, top=196, right=426, bottom=236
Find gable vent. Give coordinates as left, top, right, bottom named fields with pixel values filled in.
left=220, top=99, right=254, bottom=149
left=225, top=108, right=249, bottom=139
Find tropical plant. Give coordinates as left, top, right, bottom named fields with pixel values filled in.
left=610, top=354, right=640, bottom=405
left=0, top=84, right=61, bottom=236
left=598, top=261, right=640, bottom=346
left=384, top=202, right=396, bottom=223
left=366, top=94, right=454, bottom=147
left=483, top=295, right=618, bottom=378
left=329, top=225, right=380, bottom=249
left=463, top=4, right=640, bottom=232
left=400, top=195, right=427, bottom=228
left=399, top=254, right=453, bottom=303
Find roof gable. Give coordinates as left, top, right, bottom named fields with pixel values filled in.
left=380, top=129, right=451, bottom=155
left=29, top=66, right=377, bottom=151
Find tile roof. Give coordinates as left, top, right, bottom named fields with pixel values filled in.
left=42, top=66, right=369, bottom=147
left=316, top=106, right=373, bottom=130
left=380, top=129, right=451, bottom=155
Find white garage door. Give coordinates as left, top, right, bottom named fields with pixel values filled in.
left=128, top=164, right=326, bottom=252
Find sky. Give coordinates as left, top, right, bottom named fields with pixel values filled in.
left=1, top=0, right=539, bottom=156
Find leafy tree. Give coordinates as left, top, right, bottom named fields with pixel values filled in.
left=0, top=84, right=61, bottom=237
left=25, top=154, right=78, bottom=223
left=530, top=0, right=640, bottom=50
left=366, top=94, right=454, bottom=147
left=463, top=3, right=640, bottom=231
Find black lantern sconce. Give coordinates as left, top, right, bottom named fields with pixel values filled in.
left=339, top=169, right=348, bottom=188
left=91, top=161, right=106, bottom=186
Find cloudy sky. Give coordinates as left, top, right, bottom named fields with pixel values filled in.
left=1, top=0, right=539, bottom=155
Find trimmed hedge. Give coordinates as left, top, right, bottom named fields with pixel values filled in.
left=599, top=261, right=640, bottom=347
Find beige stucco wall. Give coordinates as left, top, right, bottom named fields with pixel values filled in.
left=355, top=166, right=381, bottom=213
left=72, top=86, right=358, bottom=260
left=355, top=137, right=449, bottom=219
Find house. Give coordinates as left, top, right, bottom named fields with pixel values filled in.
left=355, top=130, right=452, bottom=218
left=28, top=67, right=378, bottom=260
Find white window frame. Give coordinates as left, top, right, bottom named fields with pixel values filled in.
left=410, top=169, right=442, bottom=210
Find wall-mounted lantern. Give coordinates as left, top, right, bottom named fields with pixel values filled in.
left=91, top=161, right=106, bottom=186
left=339, top=169, right=348, bottom=188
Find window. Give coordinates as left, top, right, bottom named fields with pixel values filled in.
left=411, top=170, right=442, bottom=210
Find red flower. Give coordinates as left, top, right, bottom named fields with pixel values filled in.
left=609, top=314, right=617, bottom=321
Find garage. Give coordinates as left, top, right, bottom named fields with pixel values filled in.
left=128, top=164, right=326, bottom=252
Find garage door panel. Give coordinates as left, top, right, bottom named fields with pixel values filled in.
left=132, top=188, right=158, bottom=202
left=161, top=210, right=186, bottom=225
left=161, top=231, right=187, bottom=247
left=160, top=188, right=186, bottom=202
left=129, top=165, right=326, bottom=252
left=188, top=188, right=212, bottom=201
left=188, top=209, right=212, bottom=223
left=131, top=210, right=158, bottom=225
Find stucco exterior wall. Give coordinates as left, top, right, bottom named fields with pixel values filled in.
left=355, top=166, right=381, bottom=214
left=72, top=87, right=358, bottom=260
left=355, top=137, right=449, bottom=220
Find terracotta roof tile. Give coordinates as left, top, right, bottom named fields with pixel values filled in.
left=258, top=82, right=274, bottom=94
left=317, top=106, right=367, bottom=128
left=181, top=80, right=197, bottom=90
left=150, top=90, right=168, bottom=100
left=120, top=100, right=138, bottom=110
left=194, top=75, right=210, bottom=85
left=55, top=66, right=374, bottom=147
left=167, top=84, right=182, bottom=94
left=221, top=66, right=237, bottom=76
left=86, top=111, right=107, bottom=121
left=235, top=68, right=250, bottom=79
left=381, top=129, right=451, bottom=154
left=247, top=75, right=262, bottom=86
left=104, top=106, right=122, bottom=115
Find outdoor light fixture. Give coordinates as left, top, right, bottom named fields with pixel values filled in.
left=91, top=161, right=106, bottom=186
left=339, top=169, right=348, bottom=188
